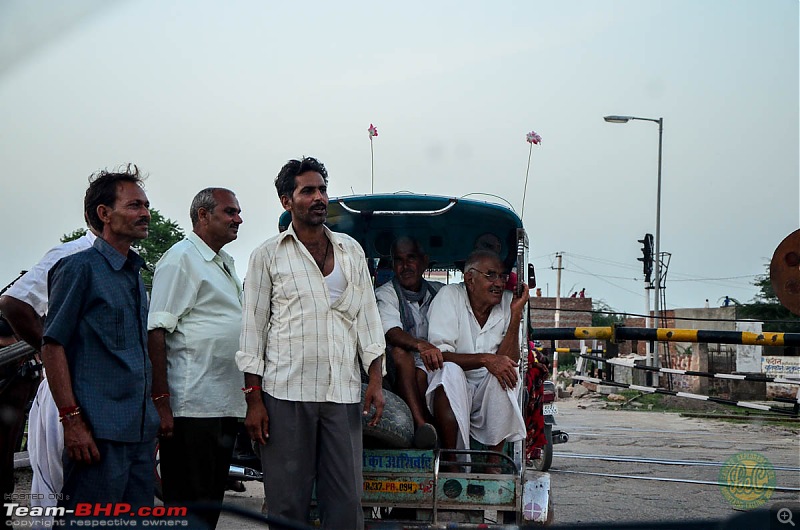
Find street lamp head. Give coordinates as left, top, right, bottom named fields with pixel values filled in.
left=604, top=115, right=632, bottom=123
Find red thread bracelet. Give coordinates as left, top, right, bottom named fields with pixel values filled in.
left=58, top=406, right=82, bottom=422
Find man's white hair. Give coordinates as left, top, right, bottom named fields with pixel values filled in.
left=464, top=250, right=503, bottom=275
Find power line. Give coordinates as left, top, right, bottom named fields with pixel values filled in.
left=560, top=252, right=762, bottom=285
left=565, top=259, right=645, bottom=299
left=562, top=252, right=641, bottom=271
left=562, top=267, right=640, bottom=282
left=670, top=274, right=760, bottom=282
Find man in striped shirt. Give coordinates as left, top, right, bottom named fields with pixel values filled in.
left=236, top=156, right=385, bottom=530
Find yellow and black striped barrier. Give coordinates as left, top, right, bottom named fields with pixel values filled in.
left=532, top=326, right=800, bottom=347
left=533, top=347, right=605, bottom=354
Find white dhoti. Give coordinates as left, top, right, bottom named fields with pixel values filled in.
left=28, top=379, right=63, bottom=528
left=426, top=362, right=526, bottom=450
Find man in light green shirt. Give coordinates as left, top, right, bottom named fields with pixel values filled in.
left=148, top=187, right=245, bottom=530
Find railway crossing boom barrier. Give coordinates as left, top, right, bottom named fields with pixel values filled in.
left=532, top=325, right=800, bottom=415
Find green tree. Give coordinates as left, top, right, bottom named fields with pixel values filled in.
left=737, top=265, right=800, bottom=333
left=60, top=228, right=88, bottom=243
left=61, top=209, right=185, bottom=287
left=591, top=300, right=625, bottom=327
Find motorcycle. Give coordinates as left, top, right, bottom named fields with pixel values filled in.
left=529, top=379, right=569, bottom=471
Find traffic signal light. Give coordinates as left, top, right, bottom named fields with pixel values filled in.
left=638, top=233, right=654, bottom=284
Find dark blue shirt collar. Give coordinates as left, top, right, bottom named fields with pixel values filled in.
left=93, top=236, right=145, bottom=272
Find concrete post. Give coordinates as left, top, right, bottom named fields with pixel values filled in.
left=693, top=343, right=709, bottom=395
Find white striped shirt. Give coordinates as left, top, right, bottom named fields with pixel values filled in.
left=236, top=224, right=386, bottom=403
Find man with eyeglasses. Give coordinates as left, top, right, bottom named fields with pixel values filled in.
left=425, top=250, right=528, bottom=472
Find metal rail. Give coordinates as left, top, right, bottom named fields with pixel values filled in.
left=553, top=452, right=800, bottom=472
left=335, top=197, right=458, bottom=216
left=0, top=341, right=35, bottom=371
left=552, top=469, right=800, bottom=492
left=534, top=347, right=606, bottom=354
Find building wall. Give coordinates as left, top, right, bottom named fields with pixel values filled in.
left=530, top=296, right=593, bottom=350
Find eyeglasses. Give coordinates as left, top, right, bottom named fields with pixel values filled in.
left=469, top=268, right=509, bottom=283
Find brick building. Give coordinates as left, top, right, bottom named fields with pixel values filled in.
left=529, top=296, right=593, bottom=350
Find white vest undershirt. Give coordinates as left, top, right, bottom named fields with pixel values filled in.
left=324, top=257, right=346, bottom=303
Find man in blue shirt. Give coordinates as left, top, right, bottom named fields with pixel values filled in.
left=41, top=165, right=160, bottom=511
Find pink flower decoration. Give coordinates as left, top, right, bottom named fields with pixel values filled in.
left=368, top=124, right=378, bottom=138
left=526, top=131, right=542, bottom=145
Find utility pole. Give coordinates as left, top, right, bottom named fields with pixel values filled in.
left=643, top=279, right=654, bottom=386
left=554, top=252, right=563, bottom=345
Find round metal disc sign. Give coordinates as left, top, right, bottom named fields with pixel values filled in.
left=771, top=228, right=800, bottom=316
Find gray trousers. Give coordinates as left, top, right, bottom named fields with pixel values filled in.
left=259, top=392, right=364, bottom=530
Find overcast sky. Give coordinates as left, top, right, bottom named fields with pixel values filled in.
left=1, top=0, right=797, bottom=316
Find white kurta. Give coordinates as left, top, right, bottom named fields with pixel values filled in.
left=425, top=283, right=526, bottom=450
left=28, top=376, right=63, bottom=528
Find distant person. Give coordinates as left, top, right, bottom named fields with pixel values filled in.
left=723, top=296, right=731, bottom=307
left=237, top=156, right=386, bottom=529
left=579, top=288, right=585, bottom=298
left=426, top=250, right=527, bottom=472
left=704, top=299, right=710, bottom=308
left=535, top=288, right=542, bottom=297
left=41, top=165, right=159, bottom=514
left=148, top=188, right=246, bottom=529
left=0, top=225, right=99, bottom=528
left=375, top=236, right=441, bottom=448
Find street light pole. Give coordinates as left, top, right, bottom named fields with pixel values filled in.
left=654, top=117, right=663, bottom=336
left=604, top=115, right=664, bottom=369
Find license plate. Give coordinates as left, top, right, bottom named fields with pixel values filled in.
left=543, top=403, right=558, bottom=415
